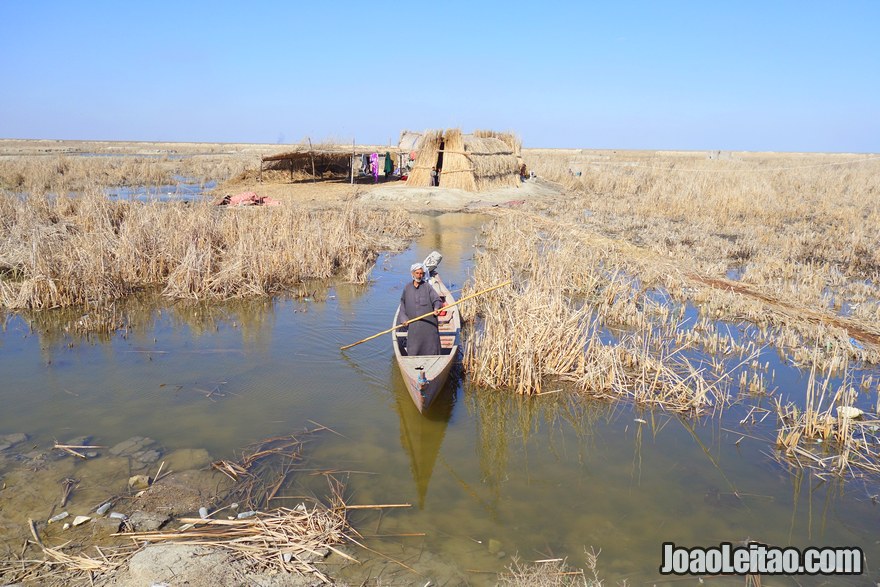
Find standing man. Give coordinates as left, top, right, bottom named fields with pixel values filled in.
left=399, top=263, right=442, bottom=355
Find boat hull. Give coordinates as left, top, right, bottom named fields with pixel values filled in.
left=393, top=275, right=461, bottom=412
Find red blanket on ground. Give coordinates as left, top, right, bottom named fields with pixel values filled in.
left=216, top=191, right=280, bottom=206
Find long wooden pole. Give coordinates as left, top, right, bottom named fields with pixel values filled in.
left=340, top=280, right=512, bottom=351
left=308, top=137, right=316, bottom=183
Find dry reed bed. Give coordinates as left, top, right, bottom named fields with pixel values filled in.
left=461, top=214, right=742, bottom=414
left=465, top=149, right=880, bottom=475
left=461, top=208, right=878, bottom=404
left=0, top=152, right=254, bottom=197
left=0, top=190, right=419, bottom=312
left=523, top=150, right=880, bottom=329
left=489, top=208, right=880, bottom=373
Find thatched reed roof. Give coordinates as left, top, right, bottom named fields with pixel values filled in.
left=259, top=142, right=396, bottom=182
left=398, top=131, right=422, bottom=153
left=403, top=129, right=521, bottom=192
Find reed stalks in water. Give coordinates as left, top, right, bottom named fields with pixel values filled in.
left=498, top=548, right=603, bottom=586
left=463, top=202, right=880, bottom=471
left=522, top=149, right=880, bottom=367
left=774, top=349, right=880, bottom=478
left=0, top=146, right=253, bottom=197
left=461, top=213, right=738, bottom=413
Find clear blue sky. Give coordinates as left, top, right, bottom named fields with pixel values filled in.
left=1, top=1, right=877, bottom=152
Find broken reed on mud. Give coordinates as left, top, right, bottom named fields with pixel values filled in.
left=1, top=430, right=404, bottom=586
left=0, top=189, right=419, bottom=311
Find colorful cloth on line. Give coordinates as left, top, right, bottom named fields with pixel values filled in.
left=370, top=153, right=379, bottom=180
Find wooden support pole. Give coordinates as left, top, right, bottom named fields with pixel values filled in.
left=351, top=139, right=355, bottom=184
left=308, top=137, right=316, bottom=183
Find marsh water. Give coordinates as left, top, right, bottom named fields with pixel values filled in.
left=1, top=212, right=879, bottom=585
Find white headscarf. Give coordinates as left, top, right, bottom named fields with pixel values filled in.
left=410, top=263, right=427, bottom=282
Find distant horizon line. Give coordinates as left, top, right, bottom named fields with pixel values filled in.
left=0, top=136, right=875, bottom=156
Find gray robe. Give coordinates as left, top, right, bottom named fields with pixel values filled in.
left=399, top=281, right=441, bottom=356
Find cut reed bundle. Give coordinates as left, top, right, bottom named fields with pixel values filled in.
left=122, top=506, right=353, bottom=583
left=405, top=129, right=442, bottom=188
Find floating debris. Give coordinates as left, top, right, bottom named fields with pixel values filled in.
left=837, top=406, right=864, bottom=420
left=128, top=474, right=151, bottom=490
left=96, top=501, right=113, bottom=515
left=48, top=511, right=69, bottom=524
left=60, top=477, right=79, bottom=507
left=72, top=515, right=91, bottom=527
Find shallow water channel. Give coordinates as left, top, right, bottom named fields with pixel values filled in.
left=1, top=212, right=878, bottom=585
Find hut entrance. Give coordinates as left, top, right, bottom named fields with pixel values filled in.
left=436, top=140, right=445, bottom=186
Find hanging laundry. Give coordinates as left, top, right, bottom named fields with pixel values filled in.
left=370, top=152, right=379, bottom=183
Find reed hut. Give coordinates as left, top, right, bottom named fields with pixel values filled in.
left=259, top=142, right=398, bottom=183
left=404, top=129, right=521, bottom=192
left=260, top=144, right=354, bottom=182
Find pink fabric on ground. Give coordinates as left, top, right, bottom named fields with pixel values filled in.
left=218, top=192, right=280, bottom=206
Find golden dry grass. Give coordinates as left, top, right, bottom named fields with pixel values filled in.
left=460, top=213, right=737, bottom=413
left=0, top=189, right=418, bottom=311
left=523, top=149, right=880, bottom=314
left=461, top=148, right=880, bottom=471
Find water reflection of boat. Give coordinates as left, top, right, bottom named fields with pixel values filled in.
left=392, top=369, right=455, bottom=508
left=392, top=274, right=461, bottom=412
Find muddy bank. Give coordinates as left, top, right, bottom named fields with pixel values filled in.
left=0, top=431, right=362, bottom=586
left=215, top=170, right=564, bottom=213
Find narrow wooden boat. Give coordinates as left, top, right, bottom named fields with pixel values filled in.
left=392, top=274, right=461, bottom=412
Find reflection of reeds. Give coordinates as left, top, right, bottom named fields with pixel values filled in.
left=466, top=382, right=615, bottom=513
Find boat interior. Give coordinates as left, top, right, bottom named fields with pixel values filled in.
left=396, top=314, right=457, bottom=357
